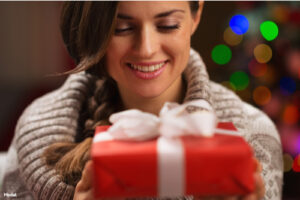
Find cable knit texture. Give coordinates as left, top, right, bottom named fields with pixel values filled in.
left=1, top=49, right=283, bottom=200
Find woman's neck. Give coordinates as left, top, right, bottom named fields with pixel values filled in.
left=118, top=77, right=186, bottom=116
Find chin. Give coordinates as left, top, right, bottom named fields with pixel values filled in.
left=135, top=87, right=165, bottom=99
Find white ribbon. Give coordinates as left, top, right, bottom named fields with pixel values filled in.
left=106, top=99, right=217, bottom=141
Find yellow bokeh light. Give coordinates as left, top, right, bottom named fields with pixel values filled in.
left=253, top=86, right=272, bottom=106
left=223, top=27, right=243, bottom=46
left=283, top=153, right=293, bottom=172
left=254, top=44, right=272, bottom=63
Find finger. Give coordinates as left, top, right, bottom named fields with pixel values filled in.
left=256, top=161, right=263, bottom=173
left=255, top=172, right=265, bottom=199
left=74, top=188, right=94, bottom=200
left=241, top=172, right=265, bottom=200
left=79, top=160, right=94, bottom=191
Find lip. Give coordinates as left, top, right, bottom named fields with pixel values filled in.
left=126, top=60, right=168, bottom=80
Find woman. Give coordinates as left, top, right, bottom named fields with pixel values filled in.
left=1, top=1, right=283, bottom=200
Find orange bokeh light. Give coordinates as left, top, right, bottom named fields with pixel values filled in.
left=253, top=86, right=272, bottom=106
left=283, top=104, right=299, bottom=125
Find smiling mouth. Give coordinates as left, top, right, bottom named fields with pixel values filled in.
left=127, top=61, right=167, bottom=72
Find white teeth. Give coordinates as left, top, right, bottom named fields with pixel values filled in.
left=149, top=66, right=154, bottom=71
left=130, top=62, right=165, bottom=72
left=143, top=67, right=149, bottom=72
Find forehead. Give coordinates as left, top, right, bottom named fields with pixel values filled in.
left=117, top=1, right=190, bottom=17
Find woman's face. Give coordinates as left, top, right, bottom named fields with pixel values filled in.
left=106, top=1, right=200, bottom=99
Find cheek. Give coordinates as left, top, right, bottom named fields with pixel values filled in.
left=106, top=39, right=124, bottom=63
left=162, top=27, right=191, bottom=66
left=105, top=38, right=129, bottom=75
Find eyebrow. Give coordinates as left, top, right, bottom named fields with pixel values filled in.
left=117, top=9, right=185, bottom=20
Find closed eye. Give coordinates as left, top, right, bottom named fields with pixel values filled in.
left=115, top=27, right=133, bottom=34
left=114, top=24, right=180, bottom=35
left=157, top=25, right=180, bottom=30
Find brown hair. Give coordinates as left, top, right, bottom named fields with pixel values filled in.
left=43, top=1, right=120, bottom=186
left=43, top=1, right=200, bottom=186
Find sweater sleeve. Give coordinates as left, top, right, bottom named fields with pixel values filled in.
left=2, top=73, right=91, bottom=200
left=241, top=102, right=283, bottom=200
left=208, top=81, right=283, bottom=200
left=1, top=137, right=35, bottom=200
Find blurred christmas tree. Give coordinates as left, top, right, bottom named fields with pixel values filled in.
left=209, top=2, right=300, bottom=199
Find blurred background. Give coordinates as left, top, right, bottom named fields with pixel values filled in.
left=0, top=1, right=299, bottom=199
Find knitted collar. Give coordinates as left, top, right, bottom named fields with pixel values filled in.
left=183, top=48, right=212, bottom=105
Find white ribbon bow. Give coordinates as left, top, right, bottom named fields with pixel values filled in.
left=106, top=99, right=217, bottom=141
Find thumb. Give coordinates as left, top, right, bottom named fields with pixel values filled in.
left=252, top=157, right=263, bottom=173
left=78, top=160, right=94, bottom=191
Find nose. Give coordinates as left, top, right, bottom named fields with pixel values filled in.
left=133, top=25, right=159, bottom=58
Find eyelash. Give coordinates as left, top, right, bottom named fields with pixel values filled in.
left=158, top=25, right=180, bottom=30
left=115, top=24, right=180, bottom=34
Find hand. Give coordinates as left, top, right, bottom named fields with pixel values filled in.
left=195, top=158, right=265, bottom=200
left=73, top=160, right=125, bottom=200
left=74, top=160, right=94, bottom=200
left=240, top=158, right=265, bottom=200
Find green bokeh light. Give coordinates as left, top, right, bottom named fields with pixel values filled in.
left=230, top=71, right=249, bottom=91
left=211, top=44, right=232, bottom=65
left=260, top=21, right=279, bottom=41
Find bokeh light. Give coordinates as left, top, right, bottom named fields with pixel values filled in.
left=211, top=44, right=232, bottom=65
left=254, top=44, right=273, bottom=63
left=223, top=27, right=243, bottom=46
left=280, top=77, right=296, bottom=95
left=229, top=71, right=249, bottom=91
left=283, top=153, right=294, bottom=172
left=296, top=135, right=300, bottom=155
left=248, top=59, right=268, bottom=77
left=286, top=49, right=300, bottom=79
left=253, top=86, right=272, bottom=106
left=229, top=14, right=249, bottom=35
left=280, top=126, right=300, bottom=156
left=260, top=21, right=279, bottom=41
left=271, top=5, right=289, bottom=24
left=282, top=104, right=299, bottom=125
left=263, top=92, right=281, bottom=118
left=292, top=154, right=300, bottom=172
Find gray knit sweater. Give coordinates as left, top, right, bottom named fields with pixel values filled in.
left=1, top=49, right=283, bottom=200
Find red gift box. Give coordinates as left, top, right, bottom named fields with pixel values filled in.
left=91, top=122, right=255, bottom=198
